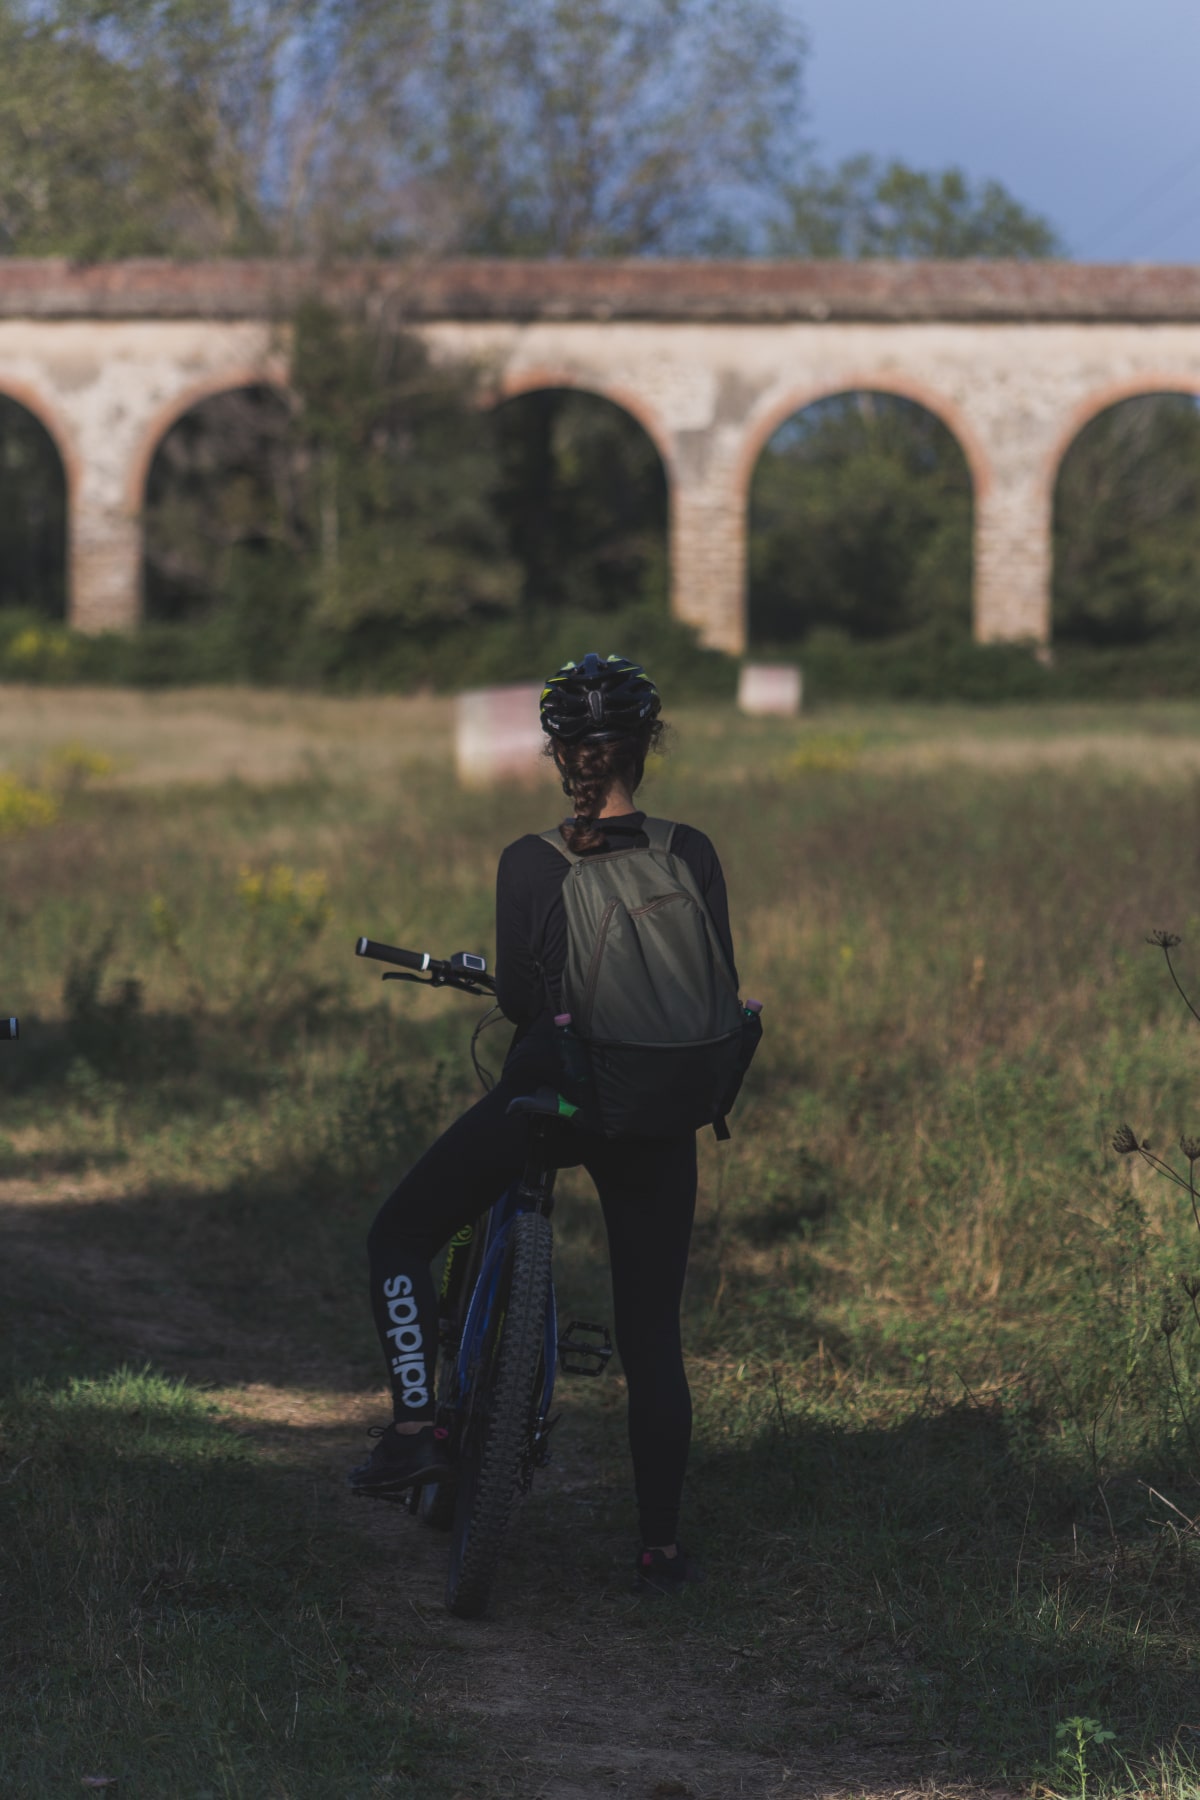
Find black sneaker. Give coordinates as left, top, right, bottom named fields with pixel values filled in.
left=348, top=1424, right=453, bottom=1499
left=632, top=1545, right=704, bottom=1597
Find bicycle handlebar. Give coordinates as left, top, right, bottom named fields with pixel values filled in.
left=356, top=938, right=431, bottom=972
left=0, top=1017, right=16, bottom=1041
left=354, top=938, right=496, bottom=995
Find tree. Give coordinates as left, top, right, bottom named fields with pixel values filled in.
left=139, top=302, right=519, bottom=675
left=750, top=394, right=972, bottom=644
left=393, top=0, right=806, bottom=255
left=752, top=159, right=1061, bottom=651
left=1054, top=395, right=1200, bottom=645
left=770, top=154, right=1063, bottom=260
left=0, top=0, right=807, bottom=258
left=491, top=392, right=667, bottom=613
left=0, top=398, right=66, bottom=614
left=143, top=387, right=295, bottom=622
left=288, top=299, right=518, bottom=633
left=0, top=0, right=425, bottom=256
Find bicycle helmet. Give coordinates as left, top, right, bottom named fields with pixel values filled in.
left=539, top=653, right=661, bottom=743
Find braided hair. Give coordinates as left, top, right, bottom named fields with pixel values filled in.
left=551, top=721, right=663, bottom=854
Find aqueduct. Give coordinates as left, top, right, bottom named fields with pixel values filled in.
left=4, top=257, right=1200, bottom=652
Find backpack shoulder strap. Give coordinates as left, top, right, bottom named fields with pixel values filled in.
left=641, top=817, right=677, bottom=854
left=539, top=826, right=579, bottom=865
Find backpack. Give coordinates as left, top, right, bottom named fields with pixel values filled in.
left=540, top=818, right=758, bottom=1140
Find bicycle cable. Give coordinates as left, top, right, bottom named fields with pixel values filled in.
left=470, top=1004, right=507, bottom=1092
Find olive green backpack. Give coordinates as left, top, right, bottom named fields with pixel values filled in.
left=541, top=818, right=757, bottom=1140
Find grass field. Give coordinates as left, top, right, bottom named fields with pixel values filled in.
left=4, top=687, right=1200, bottom=1798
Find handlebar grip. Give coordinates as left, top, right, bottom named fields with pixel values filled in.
left=0, top=1017, right=17, bottom=1040
left=355, top=938, right=431, bottom=972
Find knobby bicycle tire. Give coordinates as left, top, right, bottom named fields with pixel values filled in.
left=412, top=1228, right=487, bottom=1533
left=445, top=1210, right=553, bottom=1618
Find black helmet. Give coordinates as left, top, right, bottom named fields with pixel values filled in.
left=540, top=653, right=661, bottom=743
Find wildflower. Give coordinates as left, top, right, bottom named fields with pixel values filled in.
left=1112, top=1124, right=1140, bottom=1155
left=1160, top=1292, right=1183, bottom=1338
left=1181, top=1274, right=1200, bottom=1301
left=1181, top=1136, right=1200, bottom=1163
left=1147, top=930, right=1182, bottom=950
left=0, top=774, right=57, bottom=838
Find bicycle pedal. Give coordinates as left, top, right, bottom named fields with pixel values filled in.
left=557, top=1319, right=613, bottom=1376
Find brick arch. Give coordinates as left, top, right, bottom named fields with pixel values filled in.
left=1045, top=374, right=1200, bottom=490
left=735, top=373, right=993, bottom=504
left=125, top=366, right=291, bottom=511
left=0, top=376, right=79, bottom=503
left=489, top=369, right=675, bottom=477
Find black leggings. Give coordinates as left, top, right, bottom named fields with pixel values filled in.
left=366, top=1070, right=697, bottom=1547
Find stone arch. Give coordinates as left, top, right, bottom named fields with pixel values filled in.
left=0, top=381, right=74, bottom=619
left=493, top=368, right=676, bottom=478
left=736, top=373, right=992, bottom=506
left=744, top=381, right=978, bottom=647
left=488, top=377, right=672, bottom=617
left=136, top=376, right=293, bottom=624
left=125, top=367, right=290, bottom=513
left=1049, top=379, right=1200, bottom=648
left=1043, top=373, right=1200, bottom=491
left=0, top=377, right=79, bottom=503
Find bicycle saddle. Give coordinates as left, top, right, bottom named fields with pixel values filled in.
left=505, top=1085, right=578, bottom=1121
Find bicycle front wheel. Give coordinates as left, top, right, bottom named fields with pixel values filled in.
left=445, top=1210, right=553, bottom=1618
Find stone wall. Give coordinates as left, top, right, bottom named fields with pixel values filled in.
left=2, top=261, right=1200, bottom=648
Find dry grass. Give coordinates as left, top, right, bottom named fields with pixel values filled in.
left=3, top=689, right=1200, bottom=1795
left=0, top=683, right=456, bottom=786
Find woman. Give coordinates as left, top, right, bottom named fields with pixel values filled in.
left=350, top=654, right=740, bottom=1596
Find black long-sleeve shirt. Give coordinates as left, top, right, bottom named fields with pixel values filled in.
left=494, top=810, right=738, bottom=1073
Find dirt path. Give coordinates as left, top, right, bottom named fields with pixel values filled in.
left=223, top=1382, right=934, bottom=1800
left=1, top=1190, right=999, bottom=1800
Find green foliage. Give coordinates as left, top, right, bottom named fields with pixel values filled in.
left=1056, top=1717, right=1118, bottom=1800
left=138, top=301, right=520, bottom=665
left=0, top=0, right=271, bottom=256
left=289, top=298, right=519, bottom=631
left=493, top=389, right=667, bottom=612
left=749, top=391, right=973, bottom=644
left=133, top=359, right=678, bottom=684
left=143, top=384, right=295, bottom=623
left=0, top=1369, right=459, bottom=1796
left=1055, top=395, right=1200, bottom=646
left=7, top=698, right=1200, bottom=1782
left=0, top=399, right=65, bottom=615
left=771, top=153, right=1064, bottom=258
left=406, top=0, right=806, bottom=254
left=0, top=0, right=806, bottom=259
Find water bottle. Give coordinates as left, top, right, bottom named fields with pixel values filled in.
left=741, top=997, right=764, bottom=1062
left=554, top=1012, right=592, bottom=1093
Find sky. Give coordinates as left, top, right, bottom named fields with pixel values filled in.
left=790, top=0, right=1200, bottom=261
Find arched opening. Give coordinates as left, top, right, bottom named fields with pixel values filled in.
left=0, top=395, right=67, bottom=619
left=1053, top=392, right=1200, bottom=647
left=748, top=391, right=973, bottom=648
left=142, top=385, right=293, bottom=623
left=490, top=389, right=668, bottom=615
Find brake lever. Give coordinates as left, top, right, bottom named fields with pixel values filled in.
left=381, top=970, right=493, bottom=998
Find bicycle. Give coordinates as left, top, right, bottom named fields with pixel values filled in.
left=355, top=937, right=611, bottom=1618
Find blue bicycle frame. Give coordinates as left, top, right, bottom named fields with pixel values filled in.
left=457, top=1179, right=558, bottom=1431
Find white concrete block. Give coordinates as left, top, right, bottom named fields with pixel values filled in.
left=738, top=662, right=802, bottom=717
left=455, top=683, right=547, bottom=788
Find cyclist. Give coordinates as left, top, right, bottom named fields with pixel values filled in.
left=350, top=653, right=740, bottom=1596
